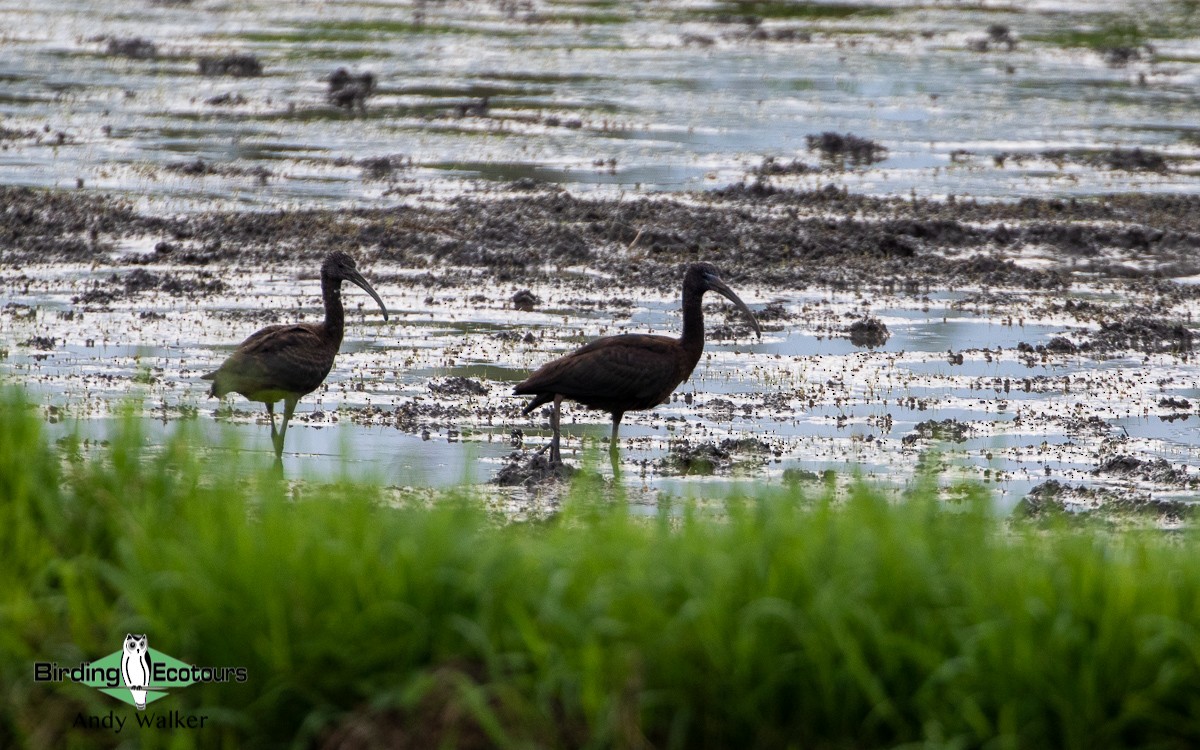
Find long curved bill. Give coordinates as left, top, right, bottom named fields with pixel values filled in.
left=710, top=277, right=762, bottom=338
left=347, top=270, right=389, bottom=322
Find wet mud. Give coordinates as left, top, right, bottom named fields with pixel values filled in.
left=2, top=185, right=1199, bottom=517
left=657, top=437, right=777, bottom=476
left=493, top=450, right=577, bottom=488
left=9, top=186, right=1200, bottom=295
left=1014, top=479, right=1196, bottom=525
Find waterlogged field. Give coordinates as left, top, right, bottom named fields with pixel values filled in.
left=1, top=0, right=1200, bottom=208
left=3, top=243, right=1200, bottom=515
left=2, top=0, right=1200, bottom=512
left=3, top=389, right=1200, bottom=749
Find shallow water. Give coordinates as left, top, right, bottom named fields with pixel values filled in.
left=3, top=1, right=1200, bottom=511
left=2, top=0, right=1200, bottom=209
left=4, top=257, right=1198, bottom=512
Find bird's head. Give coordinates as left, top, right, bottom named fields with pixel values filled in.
left=322, top=251, right=389, bottom=322
left=686, top=262, right=762, bottom=338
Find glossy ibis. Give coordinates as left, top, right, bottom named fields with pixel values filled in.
left=202, top=251, right=388, bottom=463
left=515, top=262, right=761, bottom=465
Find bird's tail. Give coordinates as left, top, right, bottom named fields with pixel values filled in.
left=518, top=392, right=553, bottom=415
left=200, top=371, right=219, bottom=398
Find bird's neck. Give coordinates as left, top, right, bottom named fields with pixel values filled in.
left=321, top=276, right=345, bottom=345
left=679, top=287, right=705, bottom=365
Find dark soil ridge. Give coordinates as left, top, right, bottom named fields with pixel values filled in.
left=4, top=186, right=1200, bottom=296
left=1014, top=479, right=1196, bottom=522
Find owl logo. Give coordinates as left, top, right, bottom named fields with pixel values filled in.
left=120, top=634, right=152, bottom=710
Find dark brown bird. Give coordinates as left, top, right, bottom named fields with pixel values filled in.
left=515, top=262, right=761, bottom=465
left=202, top=251, right=388, bottom=462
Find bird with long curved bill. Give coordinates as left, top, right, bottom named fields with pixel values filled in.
left=515, top=262, right=761, bottom=466
left=202, top=251, right=388, bottom=464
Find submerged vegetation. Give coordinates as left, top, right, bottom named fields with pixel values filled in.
left=702, top=1, right=891, bottom=21
left=2, top=385, right=1200, bottom=748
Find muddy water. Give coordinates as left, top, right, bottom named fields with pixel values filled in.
left=3, top=254, right=1198, bottom=514
left=3, top=1, right=1200, bottom=514
left=2, top=1, right=1200, bottom=208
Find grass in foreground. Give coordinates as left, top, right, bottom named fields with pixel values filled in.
left=1, top=386, right=1199, bottom=749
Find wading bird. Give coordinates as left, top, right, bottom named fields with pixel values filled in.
left=202, top=251, right=388, bottom=463
left=515, top=262, right=761, bottom=465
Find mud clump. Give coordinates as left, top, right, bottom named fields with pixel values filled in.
left=989, top=24, right=1017, bottom=49
left=806, top=132, right=887, bottom=167
left=158, top=273, right=228, bottom=296
left=753, top=157, right=813, bottom=177
left=165, top=159, right=272, bottom=183
left=1159, top=397, right=1192, bottom=410
left=749, top=27, right=811, bottom=43
left=968, top=24, right=1017, bottom=52
left=762, top=391, right=793, bottom=412
left=658, top=441, right=730, bottom=475
left=1082, top=317, right=1193, bottom=355
left=123, top=268, right=161, bottom=293
left=1014, top=480, right=1195, bottom=521
left=387, top=401, right=470, bottom=432
left=124, top=269, right=227, bottom=297
left=511, top=290, right=540, bottom=312
left=1012, top=480, right=1097, bottom=519
left=1039, top=148, right=1167, bottom=173
left=493, top=450, right=576, bottom=487
left=719, top=437, right=773, bottom=455
left=657, top=437, right=771, bottom=475
left=1017, top=336, right=1078, bottom=357
left=1102, top=148, right=1167, bottom=173
left=105, top=37, right=157, bottom=60
left=0, top=125, right=40, bottom=142
left=1093, top=455, right=1194, bottom=487
left=328, top=68, right=376, bottom=112
left=204, top=92, right=247, bottom=107
left=783, top=467, right=834, bottom=486
left=167, top=159, right=220, bottom=177
left=846, top=316, right=889, bottom=348
left=903, top=419, right=971, bottom=445
left=428, top=377, right=489, bottom=398
left=72, top=286, right=118, bottom=306
left=1060, top=415, right=1112, bottom=437
left=198, top=54, right=263, bottom=77
left=1043, top=336, right=1078, bottom=354
left=357, top=155, right=411, bottom=181
left=703, top=398, right=736, bottom=419
left=72, top=269, right=227, bottom=303
left=1099, top=45, right=1151, bottom=67
left=20, top=336, right=56, bottom=350
left=753, top=302, right=793, bottom=324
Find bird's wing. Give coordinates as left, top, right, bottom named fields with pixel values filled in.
left=517, top=335, right=682, bottom=408
left=209, top=325, right=331, bottom=397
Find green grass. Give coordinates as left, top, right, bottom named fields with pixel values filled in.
left=1032, top=21, right=1147, bottom=51
left=702, top=1, right=892, bottom=21
left=3, top=385, right=1200, bottom=749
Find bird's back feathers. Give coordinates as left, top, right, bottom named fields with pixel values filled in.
left=515, top=334, right=692, bottom=414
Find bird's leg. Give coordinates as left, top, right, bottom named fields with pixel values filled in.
left=275, top=397, right=298, bottom=460
left=266, top=402, right=279, bottom=447
left=550, top=395, right=563, bottom=466
left=609, top=411, right=623, bottom=476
